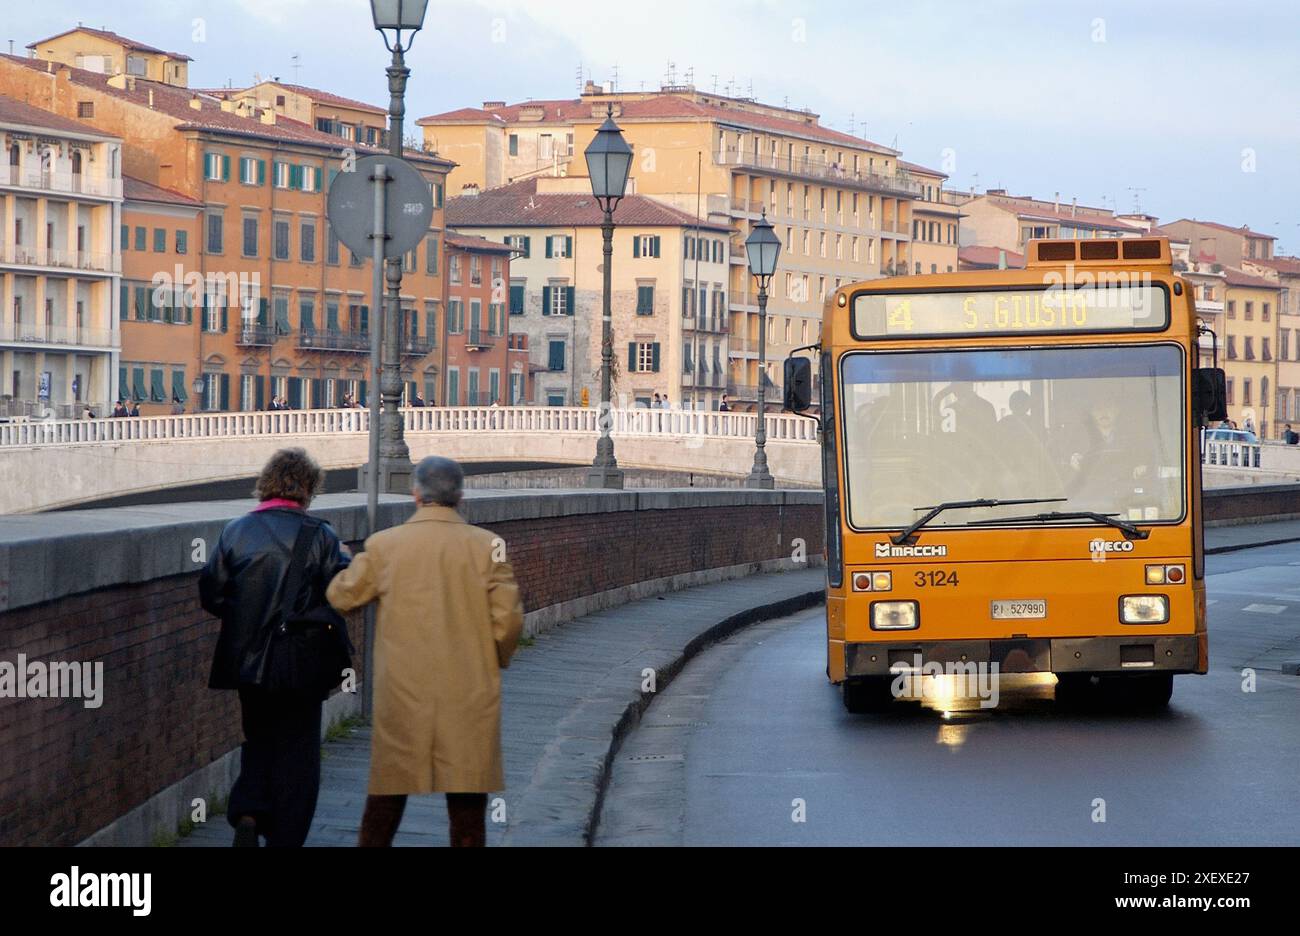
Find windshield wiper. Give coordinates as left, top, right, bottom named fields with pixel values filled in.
left=892, top=498, right=1067, bottom=545
left=966, top=510, right=1151, bottom=541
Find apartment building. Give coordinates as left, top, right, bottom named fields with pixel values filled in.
left=1, top=96, right=122, bottom=417
left=422, top=83, right=922, bottom=405
left=443, top=232, right=527, bottom=405
left=957, top=190, right=1145, bottom=253
left=446, top=177, right=732, bottom=410
left=27, top=27, right=191, bottom=88
left=1163, top=219, right=1276, bottom=269
left=1, top=46, right=453, bottom=414
left=1222, top=267, right=1281, bottom=437
left=118, top=175, right=204, bottom=414
left=1242, top=255, right=1300, bottom=434
left=901, top=160, right=960, bottom=274
left=201, top=81, right=388, bottom=148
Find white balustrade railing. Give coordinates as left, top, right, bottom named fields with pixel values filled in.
left=1201, top=440, right=1262, bottom=469
left=0, top=406, right=820, bottom=449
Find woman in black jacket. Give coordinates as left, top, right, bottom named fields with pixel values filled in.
left=199, top=448, right=351, bottom=847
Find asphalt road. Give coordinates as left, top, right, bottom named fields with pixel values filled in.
left=596, top=545, right=1300, bottom=846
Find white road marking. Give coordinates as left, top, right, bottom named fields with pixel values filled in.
left=1242, top=603, right=1288, bottom=615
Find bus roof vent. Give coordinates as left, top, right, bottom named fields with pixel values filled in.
left=1123, top=239, right=1163, bottom=261
left=1035, top=241, right=1075, bottom=263
left=1080, top=240, right=1119, bottom=261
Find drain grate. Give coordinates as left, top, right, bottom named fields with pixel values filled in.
left=624, top=753, right=685, bottom=763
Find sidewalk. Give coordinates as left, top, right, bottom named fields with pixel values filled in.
left=178, top=566, right=824, bottom=847
left=1206, top=518, right=1300, bottom=554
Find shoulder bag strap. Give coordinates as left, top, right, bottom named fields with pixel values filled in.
left=276, top=514, right=319, bottom=626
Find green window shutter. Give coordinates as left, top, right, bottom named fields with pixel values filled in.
left=134, top=286, right=146, bottom=320
left=118, top=366, right=126, bottom=400
left=119, top=283, right=128, bottom=321
left=314, top=167, right=323, bottom=190
left=220, top=306, right=228, bottom=332
left=120, top=225, right=129, bottom=250
left=255, top=376, right=265, bottom=410
left=257, top=160, right=266, bottom=185
left=288, top=377, right=302, bottom=409
left=633, top=237, right=640, bottom=258
left=219, top=373, right=230, bottom=411
left=162, top=295, right=173, bottom=324
left=150, top=369, right=166, bottom=402
left=221, top=155, right=231, bottom=181
left=509, top=284, right=524, bottom=315
left=545, top=237, right=553, bottom=259
left=360, top=305, right=370, bottom=333
left=565, top=286, right=575, bottom=314
left=522, top=236, right=531, bottom=258
left=565, top=236, right=573, bottom=256
left=651, top=343, right=661, bottom=372
left=132, top=367, right=146, bottom=402
left=653, top=236, right=661, bottom=258
left=542, top=285, right=551, bottom=314
left=358, top=380, right=367, bottom=406
left=313, top=380, right=324, bottom=409
left=628, top=343, right=637, bottom=373
left=257, top=298, right=269, bottom=326
left=172, top=369, right=187, bottom=404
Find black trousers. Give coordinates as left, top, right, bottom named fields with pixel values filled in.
left=228, top=686, right=322, bottom=847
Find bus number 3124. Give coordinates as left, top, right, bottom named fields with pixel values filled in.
left=915, top=570, right=959, bottom=588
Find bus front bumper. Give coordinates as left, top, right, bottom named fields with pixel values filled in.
left=844, top=634, right=1201, bottom=677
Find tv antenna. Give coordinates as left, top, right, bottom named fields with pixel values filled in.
left=1127, top=187, right=1147, bottom=214
left=611, top=63, right=620, bottom=91
left=290, top=53, right=301, bottom=83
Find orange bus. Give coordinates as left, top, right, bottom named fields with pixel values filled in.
left=785, top=237, right=1227, bottom=712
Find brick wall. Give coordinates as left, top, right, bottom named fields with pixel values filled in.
left=0, top=493, right=821, bottom=846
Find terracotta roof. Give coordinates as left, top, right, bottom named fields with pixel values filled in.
left=27, top=27, right=192, bottom=61
left=987, top=198, right=1143, bottom=232
left=123, top=175, right=203, bottom=207
left=0, top=92, right=116, bottom=137
left=0, top=54, right=450, bottom=167
left=1170, top=219, right=1276, bottom=240
left=421, top=93, right=894, bottom=153
left=958, top=245, right=1026, bottom=269
left=446, top=232, right=514, bottom=254
left=1250, top=256, right=1300, bottom=276
left=1148, top=225, right=1187, bottom=242
left=250, top=82, right=386, bottom=116
left=1223, top=266, right=1281, bottom=290
left=897, top=159, right=947, bottom=178
left=447, top=178, right=733, bottom=231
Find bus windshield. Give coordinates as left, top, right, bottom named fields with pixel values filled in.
left=840, top=344, right=1186, bottom=531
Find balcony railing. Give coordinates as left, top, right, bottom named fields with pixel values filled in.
left=400, top=335, right=436, bottom=357
left=236, top=325, right=279, bottom=347
left=0, top=244, right=121, bottom=273
left=718, top=149, right=923, bottom=198
left=297, top=329, right=369, bottom=353
left=465, top=327, right=497, bottom=350
left=0, top=165, right=123, bottom=199
left=0, top=322, right=118, bottom=347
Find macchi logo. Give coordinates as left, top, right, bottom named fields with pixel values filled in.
left=1089, top=539, right=1135, bottom=554
left=876, top=543, right=949, bottom=558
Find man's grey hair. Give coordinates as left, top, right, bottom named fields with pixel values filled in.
left=412, top=456, right=464, bottom=507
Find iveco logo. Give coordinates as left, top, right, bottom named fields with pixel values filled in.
left=876, top=543, right=949, bottom=558
left=1089, top=539, right=1135, bottom=554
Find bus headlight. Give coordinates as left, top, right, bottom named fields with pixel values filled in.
left=872, top=600, right=919, bottom=631
left=1121, top=595, right=1169, bottom=625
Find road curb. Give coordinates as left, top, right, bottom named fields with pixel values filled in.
left=583, top=586, right=826, bottom=845
left=1206, top=537, right=1300, bottom=555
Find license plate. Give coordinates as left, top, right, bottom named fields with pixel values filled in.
left=991, top=600, right=1047, bottom=620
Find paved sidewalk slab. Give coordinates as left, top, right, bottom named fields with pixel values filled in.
left=178, top=567, right=824, bottom=847
left=1207, top=519, right=1300, bottom=554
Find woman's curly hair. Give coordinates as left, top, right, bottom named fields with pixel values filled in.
left=253, top=448, right=325, bottom=504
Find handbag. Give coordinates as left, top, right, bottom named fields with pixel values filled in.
left=262, top=515, right=354, bottom=698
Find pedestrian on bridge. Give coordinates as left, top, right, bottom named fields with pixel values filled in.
left=326, top=456, right=524, bottom=848
left=199, top=448, right=352, bottom=847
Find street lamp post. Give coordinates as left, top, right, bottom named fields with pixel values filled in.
left=744, top=209, right=781, bottom=489
left=191, top=376, right=205, bottom=416
left=584, top=105, right=633, bottom=490
left=369, top=0, right=428, bottom=494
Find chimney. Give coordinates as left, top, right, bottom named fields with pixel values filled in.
left=1054, top=191, right=1060, bottom=212
left=482, top=101, right=506, bottom=111
left=148, top=88, right=154, bottom=109
left=220, top=99, right=235, bottom=113
left=461, top=183, right=480, bottom=197
left=1071, top=196, right=1077, bottom=217
left=259, top=109, right=276, bottom=125
left=189, top=95, right=202, bottom=111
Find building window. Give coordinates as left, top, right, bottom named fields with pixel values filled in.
left=1244, top=379, right=1253, bottom=406
left=300, top=220, right=315, bottom=262
left=77, top=101, right=94, bottom=118
left=470, top=255, right=482, bottom=286
left=449, top=254, right=461, bottom=285
left=548, top=340, right=566, bottom=372
left=1245, top=302, right=1254, bottom=321
left=327, top=225, right=340, bottom=265
left=546, top=235, right=572, bottom=259
left=634, top=235, right=661, bottom=258
left=134, top=226, right=147, bottom=251
left=426, top=236, right=439, bottom=275
left=447, top=299, right=463, bottom=334
left=509, top=282, right=525, bottom=315
left=274, top=219, right=290, bottom=260
left=505, top=235, right=530, bottom=258
left=1227, top=301, right=1236, bottom=319
left=1264, top=302, right=1272, bottom=322
left=176, top=230, right=188, bottom=254
left=633, top=341, right=660, bottom=373
left=242, top=217, right=259, bottom=257
left=153, top=228, right=166, bottom=253
left=508, top=134, right=519, bottom=156
left=636, top=285, right=655, bottom=315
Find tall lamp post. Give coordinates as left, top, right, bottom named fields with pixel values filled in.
left=191, top=376, right=206, bottom=416
left=584, top=105, right=633, bottom=490
left=744, top=209, right=781, bottom=489
left=369, top=0, right=428, bottom=493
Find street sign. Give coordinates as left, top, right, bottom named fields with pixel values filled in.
left=326, top=155, right=434, bottom=260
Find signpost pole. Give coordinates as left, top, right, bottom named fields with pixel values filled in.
left=362, top=163, right=388, bottom=723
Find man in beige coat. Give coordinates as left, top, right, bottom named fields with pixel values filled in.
left=326, top=456, right=523, bottom=847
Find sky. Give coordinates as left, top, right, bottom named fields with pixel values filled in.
left=7, top=0, right=1299, bottom=252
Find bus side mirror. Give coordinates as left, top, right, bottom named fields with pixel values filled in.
left=784, top=357, right=813, bottom=413
left=1195, top=368, right=1228, bottom=422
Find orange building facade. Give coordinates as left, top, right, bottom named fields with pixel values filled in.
left=443, top=233, right=527, bottom=405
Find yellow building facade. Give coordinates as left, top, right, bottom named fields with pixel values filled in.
left=1222, top=268, right=1281, bottom=437
left=27, top=27, right=190, bottom=88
